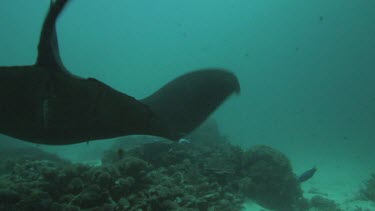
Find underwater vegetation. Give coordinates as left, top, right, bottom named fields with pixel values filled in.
left=0, top=120, right=345, bottom=211
left=359, top=174, right=375, bottom=202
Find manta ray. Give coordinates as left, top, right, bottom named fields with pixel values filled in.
left=0, top=0, right=240, bottom=145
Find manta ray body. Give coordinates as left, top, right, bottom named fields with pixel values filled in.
left=0, top=0, right=240, bottom=145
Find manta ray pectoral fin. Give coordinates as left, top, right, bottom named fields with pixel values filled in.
left=141, top=69, right=240, bottom=141
left=36, top=0, right=69, bottom=71
left=42, top=97, right=91, bottom=129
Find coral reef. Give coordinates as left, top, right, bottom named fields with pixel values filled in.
left=0, top=120, right=310, bottom=210
left=359, top=174, right=375, bottom=202
left=239, top=145, right=308, bottom=211
left=0, top=145, right=67, bottom=175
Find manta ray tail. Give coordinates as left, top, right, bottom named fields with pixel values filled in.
left=141, top=69, right=240, bottom=141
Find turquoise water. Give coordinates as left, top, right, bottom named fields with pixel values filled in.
left=1, top=0, right=374, bottom=210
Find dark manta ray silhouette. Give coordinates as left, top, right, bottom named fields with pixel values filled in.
left=0, top=0, right=240, bottom=145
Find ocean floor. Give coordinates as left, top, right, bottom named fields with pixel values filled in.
left=52, top=146, right=375, bottom=211
left=243, top=181, right=375, bottom=211
left=1, top=121, right=374, bottom=210
left=43, top=140, right=375, bottom=210
left=243, top=156, right=375, bottom=211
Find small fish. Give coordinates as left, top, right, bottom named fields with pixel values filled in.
left=298, top=167, right=317, bottom=182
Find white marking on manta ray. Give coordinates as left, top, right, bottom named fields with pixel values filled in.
left=178, top=138, right=190, bottom=144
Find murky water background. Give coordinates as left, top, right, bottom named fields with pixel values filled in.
left=1, top=0, right=374, bottom=209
